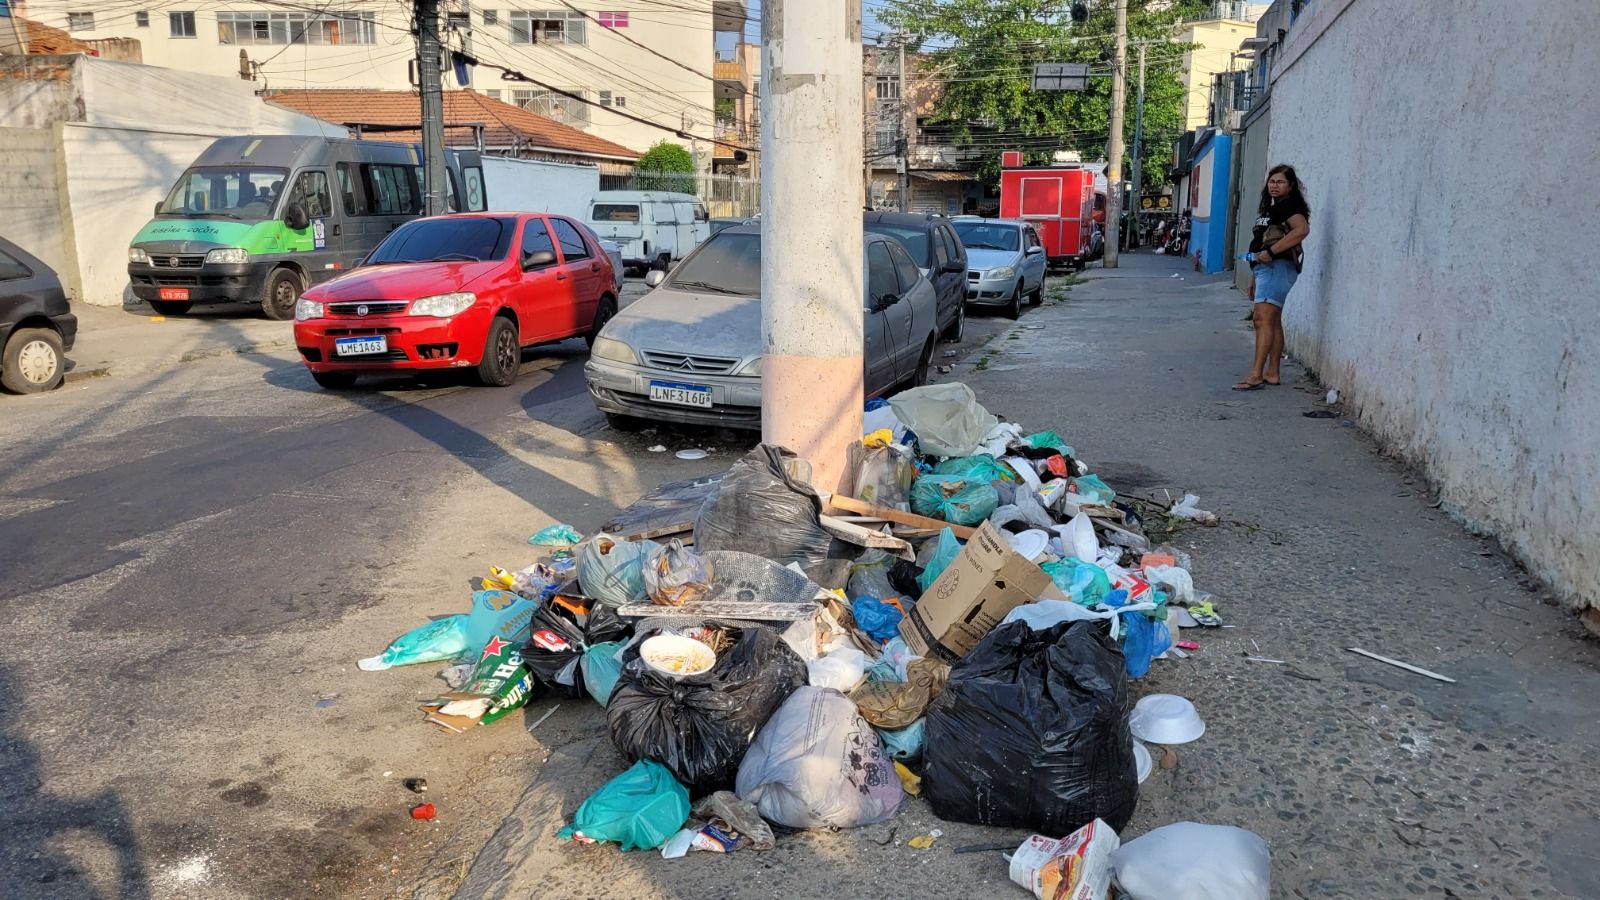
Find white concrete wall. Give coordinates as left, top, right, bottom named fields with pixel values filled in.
left=480, top=156, right=598, bottom=220
left=76, top=57, right=336, bottom=135
left=0, top=127, right=71, bottom=275
left=1269, top=0, right=1600, bottom=617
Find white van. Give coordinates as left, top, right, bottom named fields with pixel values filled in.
left=587, top=191, right=711, bottom=275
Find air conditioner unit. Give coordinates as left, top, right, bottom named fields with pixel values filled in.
left=1226, top=110, right=1245, bottom=131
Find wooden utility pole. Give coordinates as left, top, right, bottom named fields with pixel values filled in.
left=1103, top=0, right=1128, bottom=267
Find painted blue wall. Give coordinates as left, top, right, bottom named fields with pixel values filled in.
left=1190, top=133, right=1235, bottom=274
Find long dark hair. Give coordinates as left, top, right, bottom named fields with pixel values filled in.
left=1259, top=163, right=1309, bottom=217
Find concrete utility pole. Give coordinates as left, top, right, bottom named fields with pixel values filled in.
left=1103, top=0, right=1128, bottom=267
left=896, top=39, right=909, bottom=212
left=1129, top=43, right=1147, bottom=249
left=761, top=0, right=864, bottom=493
left=415, top=0, right=449, bottom=216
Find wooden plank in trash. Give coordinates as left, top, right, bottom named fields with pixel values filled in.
left=614, top=601, right=817, bottom=621
left=826, top=494, right=977, bottom=540
left=818, top=515, right=915, bottom=560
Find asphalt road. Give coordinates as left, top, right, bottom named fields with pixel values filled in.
left=0, top=287, right=1024, bottom=899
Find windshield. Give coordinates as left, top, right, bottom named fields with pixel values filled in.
left=158, top=167, right=290, bottom=219
left=367, top=217, right=516, bottom=265
left=667, top=232, right=761, bottom=296
left=954, top=222, right=1020, bottom=253
left=591, top=203, right=641, bottom=223
left=864, top=222, right=931, bottom=267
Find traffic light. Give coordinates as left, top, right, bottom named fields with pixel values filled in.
left=1070, top=1, right=1089, bottom=23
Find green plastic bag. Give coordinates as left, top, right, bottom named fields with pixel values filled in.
left=1041, top=557, right=1113, bottom=605
left=932, top=454, right=1017, bottom=485
left=917, top=528, right=963, bottom=592
left=557, top=760, right=689, bottom=851
left=911, top=475, right=999, bottom=526
left=580, top=641, right=626, bottom=707
left=1071, top=474, right=1116, bottom=506
left=1025, top=431, right=1075, bottom=456
left=529, top=523, right=583, bottom=547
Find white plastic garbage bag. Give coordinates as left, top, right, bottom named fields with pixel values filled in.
left=1110, top=822, right=1271, bottom=900
left=979, top=422, right=1027, bottom=458
left=807, top=648, right=868, bottom=692
left=735, top=686, right=904, bottom=829
left=889, top=383, right=999, bottom=458
left=1144, top=565, right=1195, bottom=605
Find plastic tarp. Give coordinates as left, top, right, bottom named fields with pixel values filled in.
left=889, top=383, right=999, bottom=458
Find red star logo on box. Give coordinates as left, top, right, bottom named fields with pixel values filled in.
left=479, top=636, right=510, bottom=661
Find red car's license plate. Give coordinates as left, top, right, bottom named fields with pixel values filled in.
left=159, top=287, right=190, bottom=301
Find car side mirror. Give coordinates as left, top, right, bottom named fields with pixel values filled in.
left=1026, top=245, right=1044, bottom=256
left=942, top=260, right=965, bottom=273
left=154, top=200, right=163, bottom=216
left=522, top=249, right=557, bottom=270
left=872, top=292, right=899, bottom=311
left=284, top=202, right=310, bottom=231
left=644, top=269, right=666, bottom=287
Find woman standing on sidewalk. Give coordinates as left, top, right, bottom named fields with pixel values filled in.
left=1235, top=164, right=1310, bottom=390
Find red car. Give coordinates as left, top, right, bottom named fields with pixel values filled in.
left=293, top=212, right=616, bottom=388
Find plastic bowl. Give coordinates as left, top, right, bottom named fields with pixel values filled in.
left=1129, top=694, right=1206, bottom=745
left=1133, top=740, right=1153, bottom=783
left=640, top=634, right=716, bottom=677
left=1006, top=528, right=1052, bottom=562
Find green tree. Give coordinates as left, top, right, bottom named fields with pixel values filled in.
left=635, top=140, right=697, bottom=193
left=880, top=0, right=1205, bottom=188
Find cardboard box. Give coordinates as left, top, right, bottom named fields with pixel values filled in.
left=899, top=522, right=1060, bottom=662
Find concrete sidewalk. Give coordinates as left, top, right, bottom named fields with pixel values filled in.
left=64, top=302, right=295, bottom=382
left=454, top=251, right=1600, bottom=899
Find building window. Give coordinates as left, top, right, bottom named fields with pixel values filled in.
left=510, top=88, right=589, bottom=124
left=599, top=90, right=627, bottom=108
left=597, top=11, right=628, bottom=28
left=485, top=89, right=502, bottom=100
left=508, top=10, right=586, bottom=45
left=482, top=9, right=498, bottom=25
left=614, top=95, right=626, bottom=108
left=217, top=11, right=377, bottom=45
left=446, top=12, right=469, bottom=32
left=170, top=11, right=196, bottom=38
left=67, top=11, right=95, bottom=31
left=876, top=74, right=900, bottom=101
left=135, top=11, right=150, bottom=27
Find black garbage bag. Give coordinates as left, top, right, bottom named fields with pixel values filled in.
left=922, top=619, right=1138, bottom=833
left=693, top=445, right=832, bottom=573
left=607, top=624, right=807, bottom=796
left=522, top=602, right=630, bottom=700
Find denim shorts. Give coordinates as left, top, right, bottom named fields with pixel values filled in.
left=1251, top=259, right=1298, bottom=307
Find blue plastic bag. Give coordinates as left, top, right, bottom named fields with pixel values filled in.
left=877, top=719, right=926, bottom=762
left=580, top=640, right=626, bottom=706
left=359, top=589, right=538, bottom=671
left=528, top=523, right=583, bottom=548
left=1071, top=474, right=1116, bottom=506
left=852, top=597, right=905, bottom=642
left=932, top=454, right=1017, bottom=485
left=917, top=527, right=963, bottom=592
left=1106, top=589, right=1172, bottom=679
left=1041, top=557, right=1113, bottom=606
left=911, top=475, right=999, bottom=526
left=558, top=760, right=690, bottom=851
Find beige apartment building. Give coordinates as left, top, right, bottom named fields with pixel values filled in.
left=1177, top=1, right=1268, bottom=130
left=19, top=1, right=749, bottom=157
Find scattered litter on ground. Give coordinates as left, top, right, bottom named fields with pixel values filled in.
left=403, top=778, right=428, bottom=794
left=1326, top=388, right=1340, bottom=404
left=1303, top=409, right=1338, bottom=419
left=675, top=449, right=708, bottom=460
left=648, top=445, right=668, bottom=453
left=1347, top=647, right=1457, bottom=683
left=410, top=803, right=436, bottom=820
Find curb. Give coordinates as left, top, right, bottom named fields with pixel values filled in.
left=64, top=338, right=296, bottom=384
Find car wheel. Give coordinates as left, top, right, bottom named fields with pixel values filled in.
left=910, top=336, right=935, bottom=388
left=261, top=268, right=302, bottom=321
left=311, top=371, right=358, bottom=390
left=651, top=253, right=670, bottom=272
left=476, top=316, right=520, bottom=387
left=1, top=327, right=65, bottom=394
left=149, top=300, right=192, bottom=316
left=585, top=295, right=618, bottom=348
left=943, top=301, right=966, bottom=343
left=1028, top=284, right=1044, bottom=306
left=605, top=412, right=645, bottom=432
left=1005, top=285, right=1023, bottom=320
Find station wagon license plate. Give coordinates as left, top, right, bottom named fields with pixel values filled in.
left=335, top=335, right=388, bottom=357
left=649, top=380, right=713, bottom=408
left=158, top=287, right=189, bottom=301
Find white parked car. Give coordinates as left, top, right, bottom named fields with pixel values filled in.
left=587, top=190, right=712, bottom=275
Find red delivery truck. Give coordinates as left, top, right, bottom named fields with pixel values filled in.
left=998, top=150, right=1096, bottom=271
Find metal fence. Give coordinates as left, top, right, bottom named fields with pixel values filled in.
left=598, top=171, right=761, bottom=219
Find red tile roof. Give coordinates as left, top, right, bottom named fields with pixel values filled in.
left=19, top=18, right=99, bottom=56
left=266, top=90, right=639, bottom=161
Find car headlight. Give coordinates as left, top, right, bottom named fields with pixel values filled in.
left=128, top=248, right=150, bottom=264
left=204, top=247, right=249, bottom=265
left=295, top=298, right=324, bottom=321
left=737, top=356, right=762, bottom=377
left=590, top=336, right=638, bottom=365
left=408, top=292, right=476, bottom=318
left=988, top=265, right=1017, bottom=280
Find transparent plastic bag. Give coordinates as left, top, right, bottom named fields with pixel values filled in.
left=578, top=535, right=661, bottom=607
left=889, top=383, right=998, bottom=458
left=843, top=441, right=917, bottom=508
left=643, top=539, right=711, bottom=607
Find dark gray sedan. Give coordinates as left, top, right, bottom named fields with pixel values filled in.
left=1, top=236, right=77, bottom=394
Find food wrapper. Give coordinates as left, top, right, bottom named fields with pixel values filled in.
left=1008, top=819, right=1120, bottom=900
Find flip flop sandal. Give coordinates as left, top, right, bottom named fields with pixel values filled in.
left=1232, top=381, right=1266, bottom=391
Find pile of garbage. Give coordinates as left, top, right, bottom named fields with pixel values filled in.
left=359, top=382, right=1266, bottom=899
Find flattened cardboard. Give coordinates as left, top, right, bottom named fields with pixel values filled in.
left=900, top=521, right=1062, bottom=662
